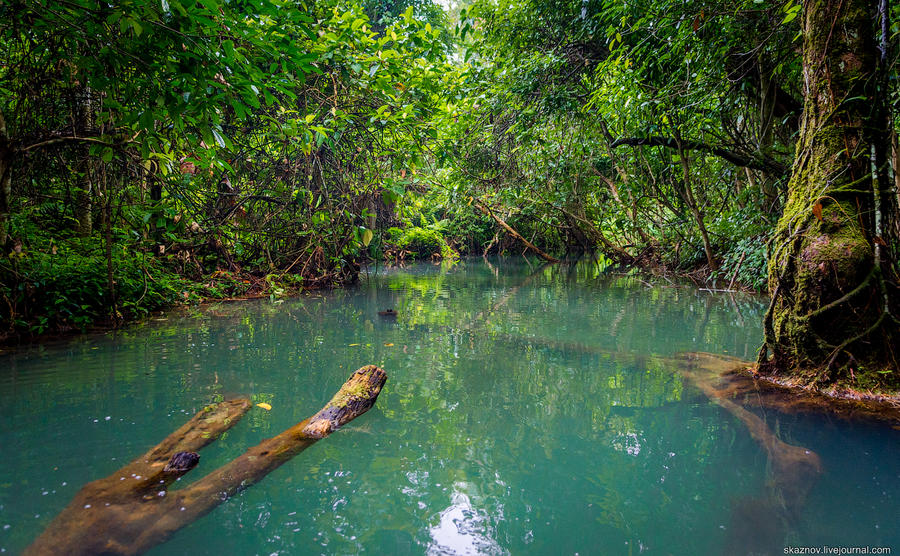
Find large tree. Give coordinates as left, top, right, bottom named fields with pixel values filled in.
left=758, top=0, right=900, bottom=389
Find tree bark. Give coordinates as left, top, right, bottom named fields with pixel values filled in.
left=74, top=86, right=94, bottom=237
left=760, top=0, right=900, bottom=388
left=25, top=365, right=387, bottom=556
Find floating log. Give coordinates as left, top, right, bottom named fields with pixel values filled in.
left=25, top=365, right=387, bottom=556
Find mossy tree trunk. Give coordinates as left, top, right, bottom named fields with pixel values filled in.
left=759, top=0, right=900, bottom=388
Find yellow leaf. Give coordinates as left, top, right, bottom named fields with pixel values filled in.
left=349, top=343, right=360, bottom=346
left=384, top=343, right=394, bottom=346
left=813, top=202, right=823, bottom=221
left=256, top=402, right=272, bottom=411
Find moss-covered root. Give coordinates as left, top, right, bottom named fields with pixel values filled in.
left=25, top=366, right=387, bottom=556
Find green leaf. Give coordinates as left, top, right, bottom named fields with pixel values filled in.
left=223, top=40, right=235, bottom=62
left=211, top=128, right=227, bottom=148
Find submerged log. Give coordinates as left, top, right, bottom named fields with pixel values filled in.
left=674, top=353, right=822, bottom=555
left=26, top=365, right=387, bottom=556
left=675, top=354, right=823, bottom=506
left=478, top=329, right=831, bottom=551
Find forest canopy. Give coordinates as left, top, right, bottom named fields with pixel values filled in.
left=1, top=0, right=898, bottom=388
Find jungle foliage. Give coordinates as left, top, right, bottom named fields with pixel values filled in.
left=2, top=0, right=899, bottom=391
left=0, top=0, right=449, bottom=334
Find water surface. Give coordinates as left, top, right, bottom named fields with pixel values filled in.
left=1, top=258, right=897, bottom=554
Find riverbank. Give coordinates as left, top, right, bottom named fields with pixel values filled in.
left=0, top=267, right=318, bottom=347
left=677, top=352, right=900, bottom=426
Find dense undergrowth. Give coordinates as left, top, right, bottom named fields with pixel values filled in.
left=0, top=194, right=770, bottom=340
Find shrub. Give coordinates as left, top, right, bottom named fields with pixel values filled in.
left=397, top=227, right=444, bottom=255
left=1, top=241, right=195, bottom=335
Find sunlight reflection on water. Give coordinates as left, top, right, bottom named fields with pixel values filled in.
left=1, top=258, right=898, bottom=555
left=428, top=487, right=507, bottom=556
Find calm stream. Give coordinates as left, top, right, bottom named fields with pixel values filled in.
left=1, top=258, right=897, bottom=555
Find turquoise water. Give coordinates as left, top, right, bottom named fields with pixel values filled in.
left=1, top=258, right=897, bottom=555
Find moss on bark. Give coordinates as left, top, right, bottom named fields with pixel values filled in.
left=760, top=0, right=900, bottom=391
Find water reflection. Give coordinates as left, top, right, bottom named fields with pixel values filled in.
left=1, top=258, right=898, bottom=555
left=428, top=487, right=506, bottom=556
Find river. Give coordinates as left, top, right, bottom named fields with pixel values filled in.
left=1, top=258, right=897, bottom=554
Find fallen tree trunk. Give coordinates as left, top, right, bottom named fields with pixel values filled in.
left=25, top=365, right=387, bottom=556
left=475, top=201, right=561, bottom=263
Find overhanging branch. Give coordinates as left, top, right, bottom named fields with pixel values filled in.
left=610, top=136, right=788, bottom=175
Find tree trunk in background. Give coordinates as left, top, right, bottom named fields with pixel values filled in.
left=74, top=157, right=93, bottom=236
left=760, top=0, right=900, bottom=388
left=757, top=57, right=780, bottom=213
left=0, top=110, right=11, bottom=248
left=75, top=86, right=93, bottom=237
left=674, top=140, right=718, bottom=271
